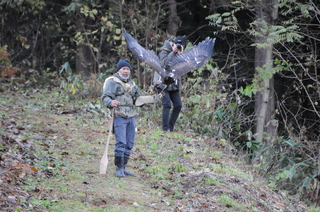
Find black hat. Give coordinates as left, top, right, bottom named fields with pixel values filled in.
left=172, top=36, right=187, bottom=46
left=116, top=59, right=131, bottom=71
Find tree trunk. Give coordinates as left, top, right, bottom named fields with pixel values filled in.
left=167, top=0, right=181, bottom=36
left=254, top=0, right=278, bottom=144
left=254, top=47, right=275, bottom=144
left=74, top=2, right=94, bottom=77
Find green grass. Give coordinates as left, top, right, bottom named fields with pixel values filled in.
left=217, top=194, right=248, bottom=211
left=0, top=87, right=316, bottom=212
left=308, top=207, right=320, bottom=212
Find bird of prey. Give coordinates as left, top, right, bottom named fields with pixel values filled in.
left=121, top=28, right=216, bottom=89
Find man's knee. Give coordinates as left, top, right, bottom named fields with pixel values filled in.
left=163, top=104, right=172, bottom=110
left=173, top=103, right=182, bottom=111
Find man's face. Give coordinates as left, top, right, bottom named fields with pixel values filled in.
left=172, top=43, right=184, bottom=53
left=118, top=66, right=131, bottom=79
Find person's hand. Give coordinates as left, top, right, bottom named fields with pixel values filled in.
left=172, top=43, right=184, bottom=54
left=111, top=100, right=120, bottom=107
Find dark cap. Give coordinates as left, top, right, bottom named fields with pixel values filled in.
left=116, top=59, right=131, bottom=71
left=172, top=36, right=187, bottom=46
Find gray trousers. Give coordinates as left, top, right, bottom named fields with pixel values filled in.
left=113, top=117, right=136, bottom=157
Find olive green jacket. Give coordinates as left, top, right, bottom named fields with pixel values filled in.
left=101, top=73, right=140, bottom=118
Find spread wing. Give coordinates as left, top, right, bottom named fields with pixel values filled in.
left=167, top=37, right=216, bottom=79
left=122, top=28, right=167, bottom=79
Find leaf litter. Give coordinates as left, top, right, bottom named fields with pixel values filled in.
left=0, top=87, right=312, bottom=211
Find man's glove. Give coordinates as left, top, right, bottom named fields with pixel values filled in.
left=135, top=95, right=161, bottom=107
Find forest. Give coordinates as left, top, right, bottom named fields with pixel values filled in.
left=1, top=0, right=320, bottom=208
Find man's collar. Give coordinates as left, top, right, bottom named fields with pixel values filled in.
left=115, top=73, right=130, bottom=82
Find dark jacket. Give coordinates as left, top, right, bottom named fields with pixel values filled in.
left=153, top=40, right=182, bottom=91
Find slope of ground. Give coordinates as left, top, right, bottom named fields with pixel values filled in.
left=0, top=87, right=317, bottom=212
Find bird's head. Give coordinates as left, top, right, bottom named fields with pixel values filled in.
left=163, top=72, right=175, bottom=86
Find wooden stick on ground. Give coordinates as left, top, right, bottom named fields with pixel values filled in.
left=99, top=108, right=115, bottom=174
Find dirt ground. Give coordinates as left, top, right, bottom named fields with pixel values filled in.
left=0, top=87, right=314, bottom=212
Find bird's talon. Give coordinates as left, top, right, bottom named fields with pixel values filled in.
left=147, top=85, right=154, bottom=94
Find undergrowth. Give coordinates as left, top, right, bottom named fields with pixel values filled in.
left=1, top=86, right=319, bottom=211
left=1, top=62, right=319, bottom=210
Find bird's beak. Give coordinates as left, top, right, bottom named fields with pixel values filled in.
left=167, top=72, right=175, bottom=78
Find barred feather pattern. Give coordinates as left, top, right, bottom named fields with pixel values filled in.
left=122, top=28, right=216, bottom=86
left=122, top=29, right=167, bottom=79
left=168, top=37, right=216, bottom=80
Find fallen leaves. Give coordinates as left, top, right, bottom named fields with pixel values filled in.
left=0, top=87, right=312, bottom=212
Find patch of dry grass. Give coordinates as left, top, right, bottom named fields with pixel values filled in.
left=0, top=87, right=315, bottom=212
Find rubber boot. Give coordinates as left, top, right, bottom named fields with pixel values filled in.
left=114, top=156, right=125, bottom=178
left=123, top=156, right=135, bottom=176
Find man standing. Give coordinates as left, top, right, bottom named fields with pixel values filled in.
left=154, top=36, right=188, bottom=132
left=101, top=59, right=140, bottom=177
